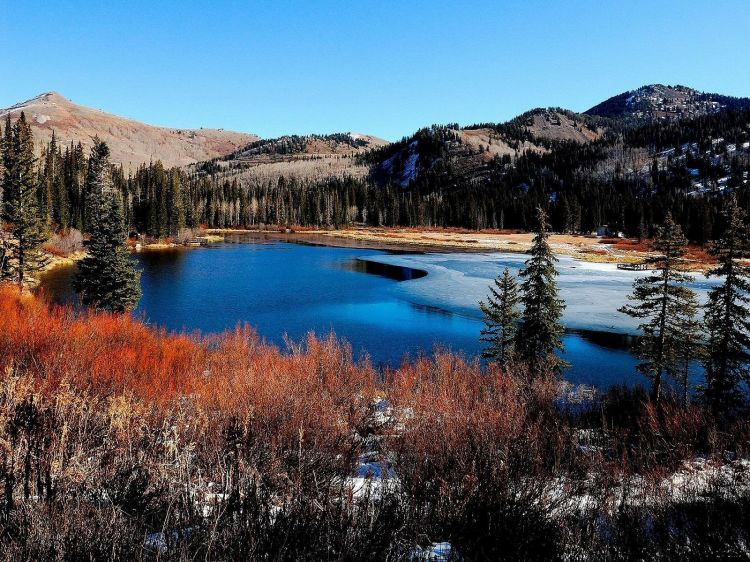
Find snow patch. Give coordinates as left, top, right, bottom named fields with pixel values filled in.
left=410, top=542, right=459, bottom=561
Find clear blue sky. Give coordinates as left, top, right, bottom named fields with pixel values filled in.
left=2, top=1, right=748, bottom=141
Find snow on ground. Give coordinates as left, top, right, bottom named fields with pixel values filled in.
left=381, top=141, right=420, bottom=187
left=400, top=152, right=419, bottom=185
left=410, top=541, right=459, bottom=561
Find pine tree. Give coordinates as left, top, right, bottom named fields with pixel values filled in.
left=1, top=115, right=12, bottom=221
left=480, top=266, right=520, bottom=365
left=515, top=207, right=566, bottom=374
left=74, top=140, right=141, bottom=312
left=702, top=195, right=750, bottom=415
left=619, top=213, right=698, bottom=403
left=167, top=170, right=185, bottom=236
left=1, top=113, right=49, bottom=288
left=0, top=119, right=7, bottom=280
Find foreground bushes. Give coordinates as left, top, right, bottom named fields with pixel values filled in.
left=1, top=287, right=749, bottom=560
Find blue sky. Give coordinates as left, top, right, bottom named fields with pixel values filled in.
left=2, top=1, right=748, bottom=141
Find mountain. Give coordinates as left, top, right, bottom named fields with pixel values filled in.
left=0, top=92, right=259, bottom=171
left=585, top=84, right=750, bottom=122
left=366, top=109, right=604, bottom=187
left=9, top=83, right=748, bottom=241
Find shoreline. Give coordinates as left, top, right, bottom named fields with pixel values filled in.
left=205, top=226, right=665, bottom=266
left=37, top=226, right=715, bottom=277
left=32, top=250, right=87, bottom=290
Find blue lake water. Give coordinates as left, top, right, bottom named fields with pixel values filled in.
left=39, top=235, right=720, bottom=388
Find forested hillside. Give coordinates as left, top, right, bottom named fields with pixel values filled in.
left=2, top=85, right=750, bottom=242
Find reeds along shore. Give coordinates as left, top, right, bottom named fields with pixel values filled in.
left=1, top=285, right=750, bottom=560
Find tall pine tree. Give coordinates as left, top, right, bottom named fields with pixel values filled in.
left=480, top=266, right=520, bottom=365
left=702, top=195, right=750, bottom=415
left=620, top=213, right=698, bottom=403
left=74, top=140, right=141, bottom=312
left=515, top=207, right=566, bottom=375
left=0, top=119, right=7, bottom=279
left=1, top=113, right=49, bottom=289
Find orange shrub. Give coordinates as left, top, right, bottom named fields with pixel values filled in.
left=0, top=286, right=376, bottom=411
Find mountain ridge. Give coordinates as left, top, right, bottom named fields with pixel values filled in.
left=585, top=84, right=750, bottom=122
left=0, top=92, right=259, bottom=172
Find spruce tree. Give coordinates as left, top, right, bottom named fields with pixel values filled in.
left=515, top=207, right=566, bottom=374
left=74, top=140, right=141, bottom=312
left=168, top=170, right=185, bottom=236
left=1, top=115, right=11, bottom=220
left=480, top=266, right=520, bottom=365
left=702, top=195, right=750, bottom=415
left=0, top=118, right=6, bottom=279
left=619, top=213, right=698, bottom=403
left=1, top=113, right=49, bottom=288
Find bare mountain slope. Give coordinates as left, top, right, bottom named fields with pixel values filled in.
left=0, top=92, right=258, bottom=171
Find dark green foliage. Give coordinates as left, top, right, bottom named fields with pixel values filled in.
left=702, top=195, right=750, bottom=414
left=1, top=113, right=49, bottom=288
left=480, top=266, right=520, bottom=365
left=515, top=207, right=566, bottom=374
left=226, top=133, right=369, bottom=159
left=619, top=214, right=699, bottom=402
left=74, top=140, right=141, bottom=312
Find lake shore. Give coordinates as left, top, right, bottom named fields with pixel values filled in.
left=205, top=226, right=668, bottom=266
left=29, top=250, right=87, bottom=290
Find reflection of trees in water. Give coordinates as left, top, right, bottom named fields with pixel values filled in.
left=408, top=301, right=454, bottom=318
left=343, top=258, right=428, bottom=282
left=571, top=329, right=639, bottom=351
left=36, top=263, right=80, bottom=306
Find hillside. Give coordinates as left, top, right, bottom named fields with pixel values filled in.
left=3, top=84, right=749, bottom=241
left=228, top=132, right=388, bottom=159
left=585, top=84, right=750, bottom=122
left=171, top=83, right=749, bottom=239
left=192, top=132, right=390, bottom=184
left=365, top=109, right=603, bottom=188
left=0, top=92, right=258, bottom=171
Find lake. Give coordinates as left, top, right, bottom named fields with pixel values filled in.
left=39, top=234, right=720, bottom=388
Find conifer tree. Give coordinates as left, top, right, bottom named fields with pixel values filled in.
left=1, top=115, right=12, bottom=221
left=515, top=207, right=566, bottom=374
left=0, top=119, right=7, bottom=279
left=74, top=140, right=141, bottom=312
left=702, top=195, right=750, bottom=414
left=1, top=113, right=49, bottom=288
left=619, top=213, right=698, bottom=403
left=480, top=266, right=520, bottom=365
left=168, top=170, right=185, bottom=236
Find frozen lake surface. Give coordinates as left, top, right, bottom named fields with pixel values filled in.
left=366, top=251, right=718, bottom=335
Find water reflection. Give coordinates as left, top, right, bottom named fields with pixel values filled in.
left=572, top=329, right=639, bottom=352
left=341, top=258, right=427, bottom=281
left=36, top=262, right=79, bottom=306
left=408, top=301, right=455, bottom=318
